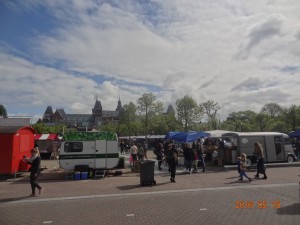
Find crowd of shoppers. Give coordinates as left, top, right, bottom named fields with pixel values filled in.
left=120, top=138, right=268, bottom=183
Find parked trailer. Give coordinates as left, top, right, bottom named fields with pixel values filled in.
left=221, top=132, right=297, bottom=164
left=59, top=131, right=119, bottom=171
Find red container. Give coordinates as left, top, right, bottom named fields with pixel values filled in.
left=0, top=126, right=36, bottom=174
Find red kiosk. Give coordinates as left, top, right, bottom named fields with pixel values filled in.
left=0, top=126, right=36, bottom=174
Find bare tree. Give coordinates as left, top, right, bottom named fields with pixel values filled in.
left=137, top=93, right=163, bottom=140
left=200, top=100, right=221, bottom=130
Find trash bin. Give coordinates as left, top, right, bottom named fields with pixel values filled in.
left=140, top=160, right=156, bottom=186
left=74, top=172, right=81, bottom=180
left=117, top=157, right=125, bottom=169
left=81, top=171, right=88, bottom=180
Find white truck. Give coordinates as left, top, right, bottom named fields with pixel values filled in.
left=59, top=131, right=119, bottom=171
left=221, top=132, right=297, bottom=163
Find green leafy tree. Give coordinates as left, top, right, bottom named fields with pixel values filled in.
left=100, top=123, right=119, bottom=133
left=32, top=123, right=46, bottom=133
left=283, top=104, right=300, bottom=132
left=255, top=113, right=271, bottom=132
left=32, top=123, right=67, bottom=134
left=0, top=104, right=8, bottom=118
left=176, top=95, right=203, bottom=131
left=163, top=111, right=181, bottom=132
left=148, top=112, right=181, bottom=135
left=261, top=103, right=283, bottom=118
left=119, top=102, right=137, bottom=138
left=268, top=120, right=287, bottom=133
left=224, top=110, right=258, bottom=132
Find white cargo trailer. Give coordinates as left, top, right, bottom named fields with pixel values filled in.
left=59, top=132, right=119, bottom=171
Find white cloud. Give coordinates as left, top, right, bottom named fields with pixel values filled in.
left=1, top=0, right=300, bottom=123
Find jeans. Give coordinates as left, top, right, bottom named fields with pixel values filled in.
left=185, top=159, right=193, bottom=172
left=30, top=172, right=41, bottom=194
left=240, top=170, right=250, bottom=179
left=199, top=155, right=206, bottom=172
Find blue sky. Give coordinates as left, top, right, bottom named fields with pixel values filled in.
left=0, top=0, right=300, bottom=123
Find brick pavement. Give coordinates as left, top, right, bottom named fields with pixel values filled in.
left=0, top=154, right=299, bottom=200
left=0, top=152, right=300, bottom=225
left=0, top=182, right=299, bottom=225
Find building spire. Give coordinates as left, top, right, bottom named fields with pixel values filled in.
left=116, top=87, right=123, bottom=111
left=94, top=93, right=99, bottom=101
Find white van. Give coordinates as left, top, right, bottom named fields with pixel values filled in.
left=221, top=132, right=297, bottom=163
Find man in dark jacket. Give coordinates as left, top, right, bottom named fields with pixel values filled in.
left=167, top=144, right=178, bottom=183
left=26, top=148, right=43, bottom=197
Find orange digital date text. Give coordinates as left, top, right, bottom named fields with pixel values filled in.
left=235, top=200, right=281, bottom=209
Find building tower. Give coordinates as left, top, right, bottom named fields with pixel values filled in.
left=116, top=98, right=123, bottom=111
left=42, top=105, right=54, bottom=122
left=92, top=99, right=102, bottom=117
left=166, top=104, right=175, bottom=115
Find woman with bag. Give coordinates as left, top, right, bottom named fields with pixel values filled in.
left=253, top=142, right=267, bottom=179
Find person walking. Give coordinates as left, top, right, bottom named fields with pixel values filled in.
left=130, top=142, right=138, bottom=170
left=238, top=153, right=252, bottom=182
left=253, top=142, right=267, bottom=179
left=183, top=143, right=193, bottom=173
left=192, top=148, right=198, bottom=173
left=166, top=144, right=178, bottom=183
left=143, top=141, right=148, bottom=160
left=24, top=148, right=43, bottom=197
left=196, top=138, right=206, bottom=172
left=137, top=144, right=144, bottom=161
left=155, top=142, right=164, bottom=170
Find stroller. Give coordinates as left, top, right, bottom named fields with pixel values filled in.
left=247, top=154, right=258, bottom=171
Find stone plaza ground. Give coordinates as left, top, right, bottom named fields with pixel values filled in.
left=0, top=151, right=299, bottom=225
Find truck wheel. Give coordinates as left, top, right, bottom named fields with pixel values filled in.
left=287, top=155, right=294, bottom=163
left=153, top=180, right=156, bottom=185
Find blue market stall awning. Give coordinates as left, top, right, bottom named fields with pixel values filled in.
left=288, top=130, right=300, bottom=138
left=168, top=131, right=209, bottom=143
left=164, top=131, right=181, bottom=140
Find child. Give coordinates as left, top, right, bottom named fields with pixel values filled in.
left=129, top=155, right=133, bottom=168
left=238, top=153, right=252, bottom=182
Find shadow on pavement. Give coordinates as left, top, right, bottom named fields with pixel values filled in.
left=226, top=176, right=240, bottom=179
left=224, top=179, right=252, bottom=184
left=117, top=182, right=169, bottom=191
left=277, top=203, right=300, bottom=215
left=0, top=195, right=31, bottom=204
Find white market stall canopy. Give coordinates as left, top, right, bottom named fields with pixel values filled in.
left=34, top=134, right=61, bottom=141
